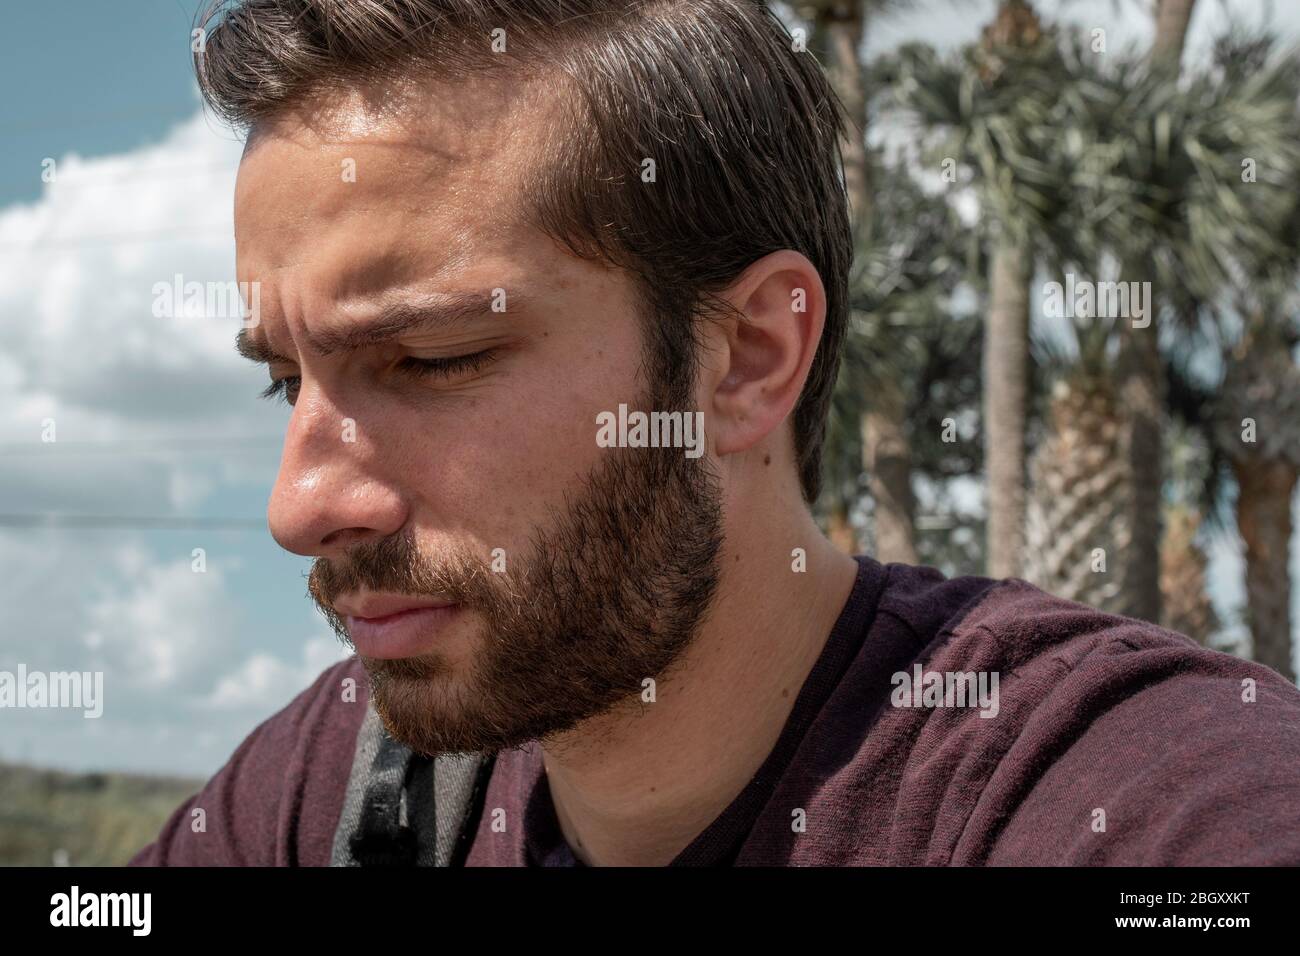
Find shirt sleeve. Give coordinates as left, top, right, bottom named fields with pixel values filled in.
left=981, top=632, right=1300, bottom=866
left=128, top=656, right=368, bottom=867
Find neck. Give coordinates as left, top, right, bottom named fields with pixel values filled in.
left=539, top=499, right=859, bottom=866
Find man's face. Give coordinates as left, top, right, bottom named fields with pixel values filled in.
left=234, top=76, right=723, bottom=755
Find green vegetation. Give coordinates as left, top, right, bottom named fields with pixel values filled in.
left=0, top=761, right=201, bottom=866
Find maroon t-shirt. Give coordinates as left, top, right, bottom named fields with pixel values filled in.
left=130, top=557, right=1300, bottom=866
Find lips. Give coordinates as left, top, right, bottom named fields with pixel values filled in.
left=334, top=593, right=456, bottom=620
left=335, top=592, right=461, bottom=659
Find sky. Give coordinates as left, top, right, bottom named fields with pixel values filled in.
left=1, top=0, right=1297, bottom=777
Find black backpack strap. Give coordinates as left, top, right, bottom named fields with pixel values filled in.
left=331, top=704, right=495, bottom=866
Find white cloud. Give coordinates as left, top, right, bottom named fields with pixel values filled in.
left=86, top=557, right=239, bottom=689
left=200, top=636, right=351, bottom=712
left=0, top=109, right=271, bottom=453
left=0, top=107, right=325, bottom=776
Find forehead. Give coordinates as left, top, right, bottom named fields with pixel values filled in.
left=233, top=72, right=566, bottom=290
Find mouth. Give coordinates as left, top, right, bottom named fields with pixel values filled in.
left=335, top=594, right=461, bottom=660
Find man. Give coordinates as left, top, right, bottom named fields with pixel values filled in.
left=131, top=0, right=1300, bottom=867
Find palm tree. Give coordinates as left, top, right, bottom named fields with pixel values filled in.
left=1203, top=33, right=1300, bottom=681
left=798, top=2, right=873, bottom=238
left=1024, top=316, right=1134, bottom=610
left=892, top=0, right=1079, bottom=578
left=1213, top=316, right=1300, bottom=681
left=977, top=0, right=1043, bottom=579
left=1106, top=0, right=1199, bottom=624
left=1028, top=0, right=1202, bottom=618
left=791, top=0, right=933, bottom=562
left=1113, top=31, right=1300, bottom=673
left=787, top=2, right=878, bottom=554
left=1046, top=22, right=1299, bottom=623
left=1151, top=0, right=1199, bottom=72
left=822, top=147, right=979, bottom=565
left=1160, top=505, right=1219, bottom=643
left=1207, top=41, right=1300, bottom=677
left=1158, top=421, right=1220, bottom=644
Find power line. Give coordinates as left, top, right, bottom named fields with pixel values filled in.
left=0, top=225, right=231, bottom=249
left=38, top=161, right=240, bottom=191
left=0, top=437, right=283, bottom=456
left=1, top=98, right=229, bottom=136
left=0, top=514, right=266, bottom=530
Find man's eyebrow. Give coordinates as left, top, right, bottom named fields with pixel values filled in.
left=234, top=290, right=520, bottom=365
left=314, top=290, right=517, bottom=356
left=235, top=329, right=289, bottom=365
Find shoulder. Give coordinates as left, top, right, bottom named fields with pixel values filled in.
left=906, top=576, right=1300, bottom=864
left=796, top=565, right=1300, bottom=865
left=872, top=559, right=1006, bottom=644
left=129, top=656, right=369, bottom=866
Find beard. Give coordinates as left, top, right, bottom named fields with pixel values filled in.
left=307, top=385, right=724, bottom=757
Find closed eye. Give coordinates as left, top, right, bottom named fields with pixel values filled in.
left=259, top=376, right=298, bottom=405
left=257, top=349, right=499, bottom=406
left=397, top=349, right=499, bottom=379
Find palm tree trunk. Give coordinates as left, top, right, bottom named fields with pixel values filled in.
left=826, top=501, right=858, bottom=553
left=1159, top=503, right=1218, bottom=644
left=817, top=3, right=871, bottom=239
left=862, top=373, right=918, bottom=563
left=1102, top=1, right=1199, bottom=622
left=1116, top=273, right=1164, bottom=624
left=984, top=233, right=1031, bottom=578
left=1151, top=0, right=1197, bottom=73
left=1234, top=458, right=1297, bottom=682
left=817, top=2, right=917, bottom=562
left=1108, top=0, right=1198, bottom=621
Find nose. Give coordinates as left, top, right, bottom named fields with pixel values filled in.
left=267, top=385, right=408, bottom=559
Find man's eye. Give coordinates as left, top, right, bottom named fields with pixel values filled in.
left=259, top=376, right=300, bottom=406
left=397, top=350, right=498, bottom=379
left=257, top=352, right=496, bottom=406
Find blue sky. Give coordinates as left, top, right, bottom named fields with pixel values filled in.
left=0, top=2, right=349, bottom=775
left=1, top=0, right=1297, bottom=776
left=0, top=1, right=204, bottom=208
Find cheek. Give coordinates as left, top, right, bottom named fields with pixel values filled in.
left=401, top=336, right=642, bottom=552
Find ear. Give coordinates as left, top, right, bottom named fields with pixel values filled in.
left=700, top=249, right=826, bottom=458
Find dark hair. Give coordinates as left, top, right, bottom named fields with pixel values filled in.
left=195, top=0, right=851, bottom=502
